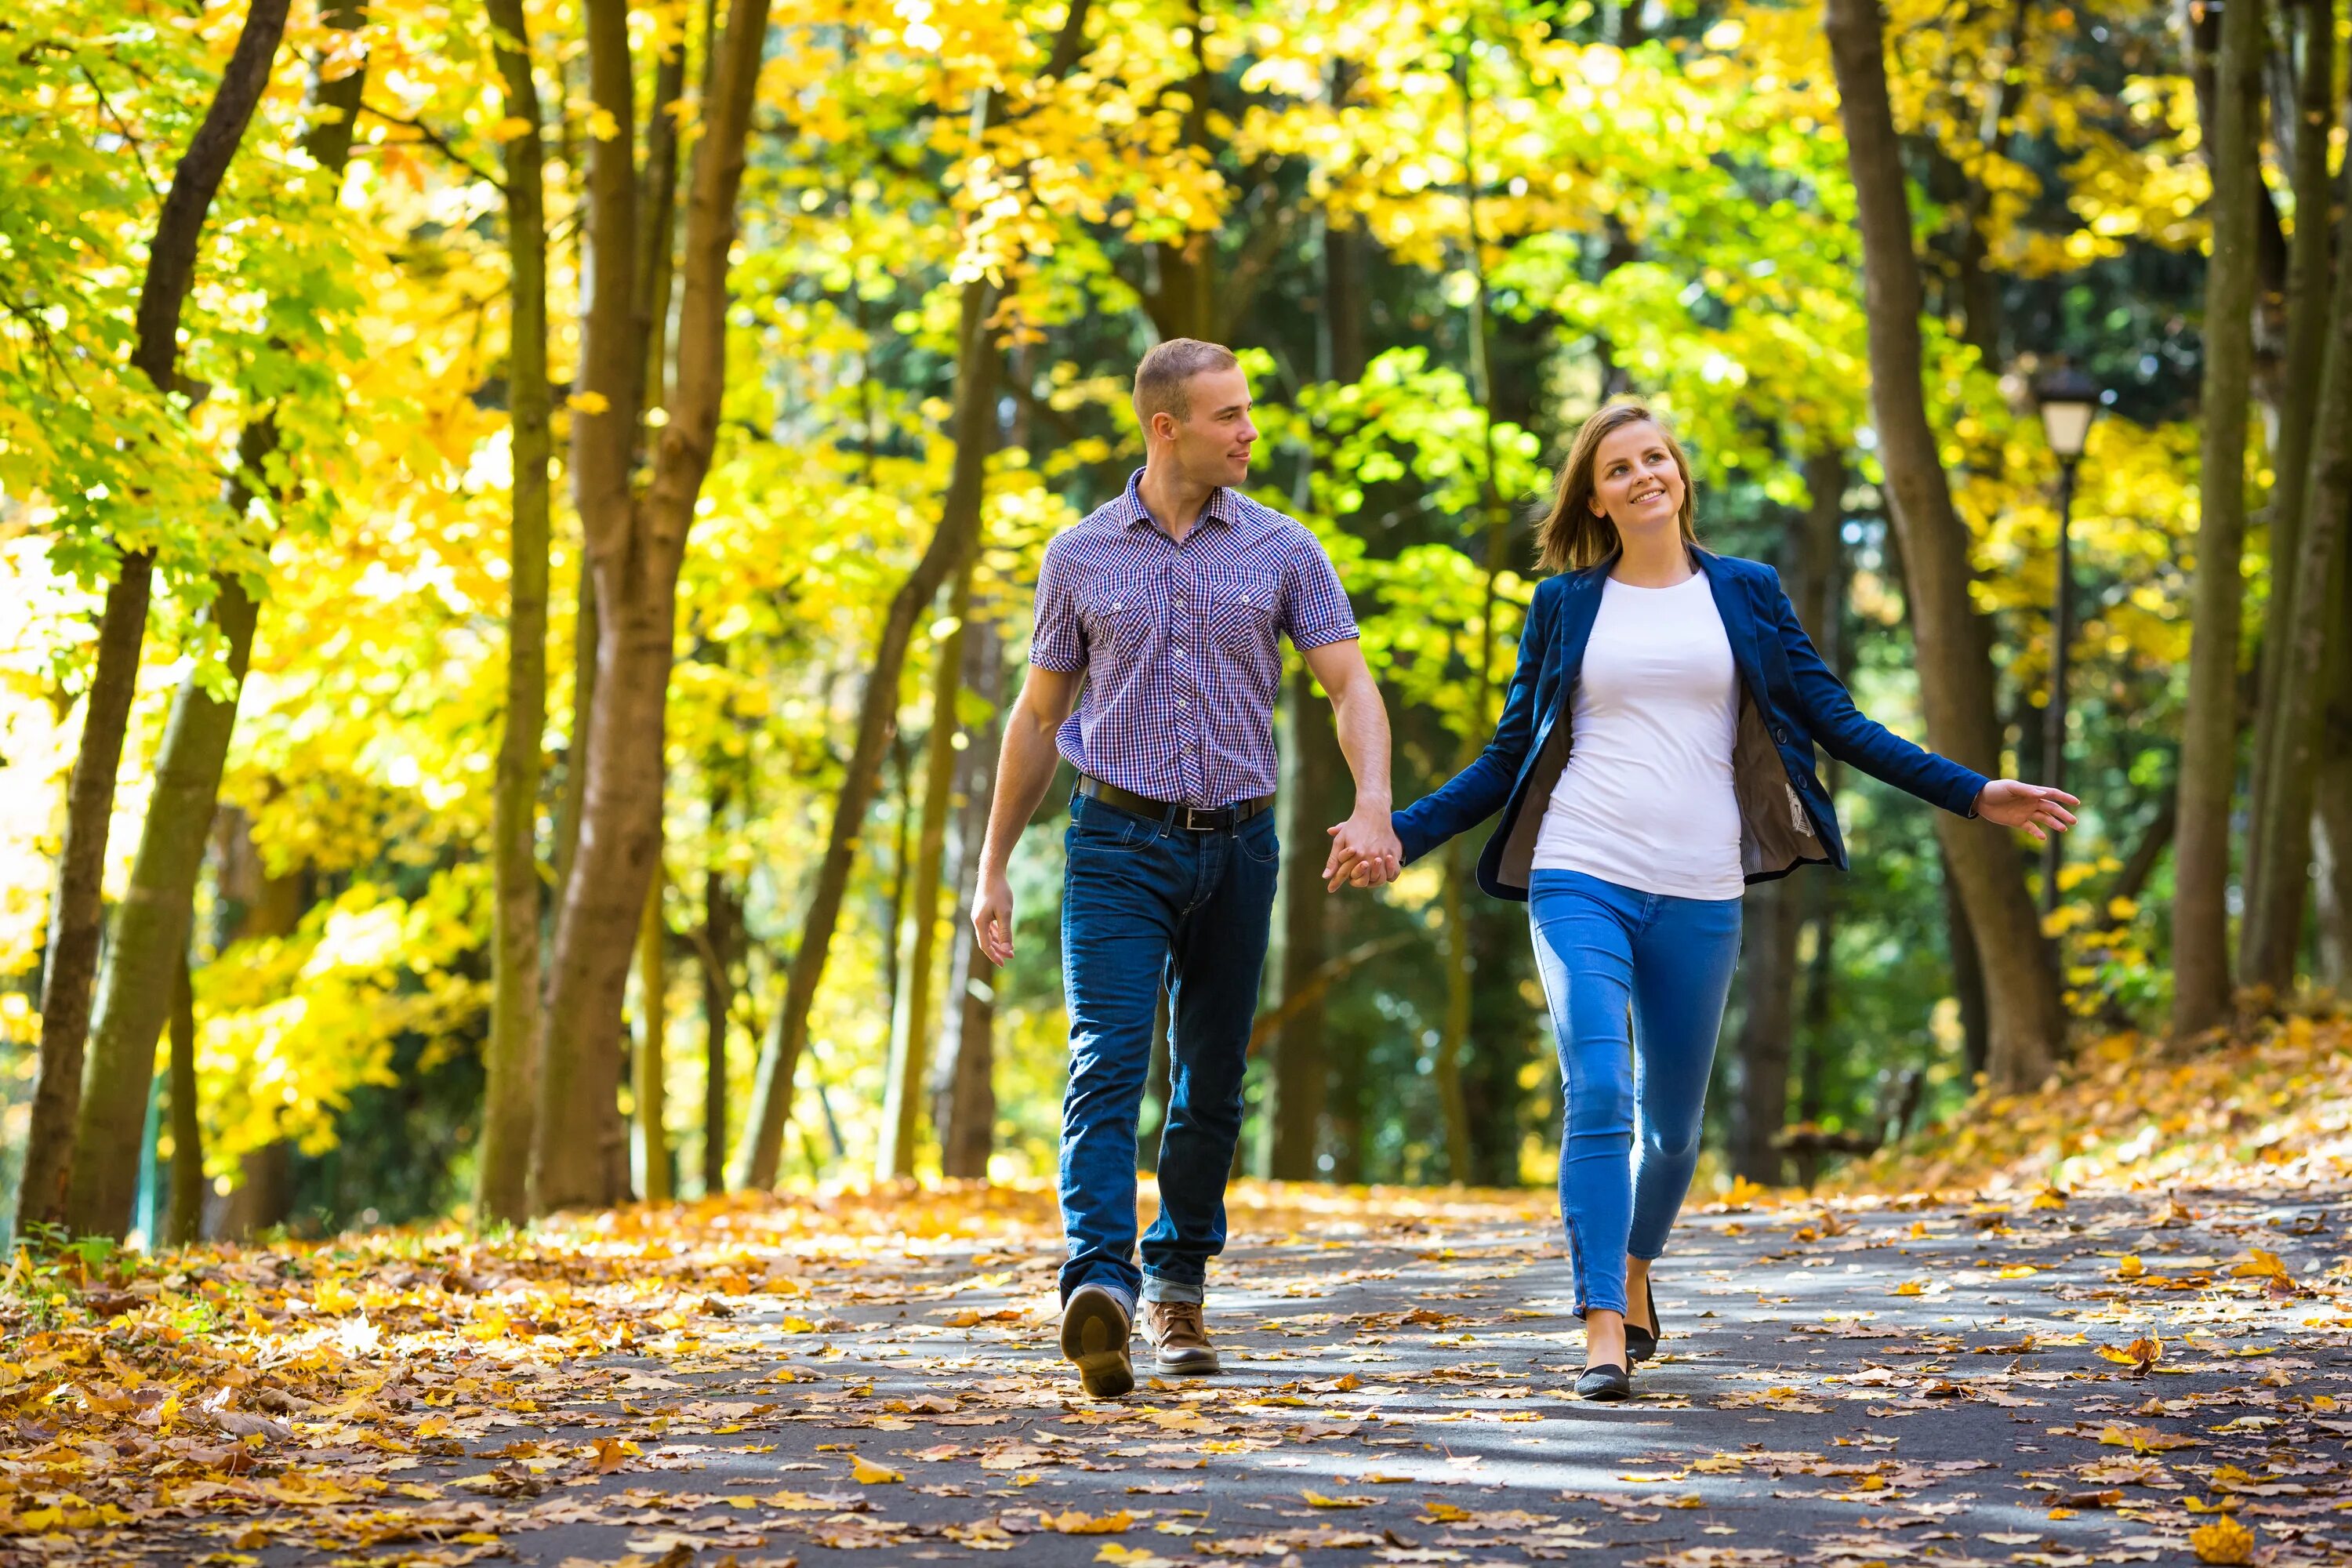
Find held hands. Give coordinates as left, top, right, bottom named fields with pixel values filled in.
left=1973, top=779, right=2080, bottom=842
left=1324, top=804, right=1404, bottom=891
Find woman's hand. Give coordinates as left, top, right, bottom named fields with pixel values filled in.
left=1972, top=780, right=2079, bottom=842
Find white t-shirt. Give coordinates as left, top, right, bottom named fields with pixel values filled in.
left=1530, top=572, right=1746, bottom=899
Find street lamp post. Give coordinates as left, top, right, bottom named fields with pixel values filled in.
left=2034, top=367, right=2100, bottom=916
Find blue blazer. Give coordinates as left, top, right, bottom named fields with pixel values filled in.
left=1392, top=550, right=1990, bottom=901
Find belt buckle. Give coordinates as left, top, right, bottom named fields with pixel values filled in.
left=1185, top=806, right=1216, bottom=832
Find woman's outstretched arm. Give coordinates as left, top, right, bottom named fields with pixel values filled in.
left=1769, top=572, right=2076, bottom=838
left=1391, top=581, right=1554, bottom=865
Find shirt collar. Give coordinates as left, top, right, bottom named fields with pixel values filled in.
left=1122, top=468, right=1234, bottom=534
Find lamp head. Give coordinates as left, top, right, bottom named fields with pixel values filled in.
left=2034, top=365, right=2102, bottom=459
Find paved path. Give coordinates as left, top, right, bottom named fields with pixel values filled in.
left=46, top=1184, right=2352, bottom=1566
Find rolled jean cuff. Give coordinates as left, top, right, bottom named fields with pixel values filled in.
left=1139, top=1272, right=1204, bottom=1305
left=1065, top=1279, right=1136, bottom=1319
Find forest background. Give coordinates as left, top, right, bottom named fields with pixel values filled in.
left=0, top=0, right=2347, bottom=1247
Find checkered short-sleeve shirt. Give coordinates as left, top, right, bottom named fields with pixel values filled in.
left=1028, top=470, right=1359, bottom=808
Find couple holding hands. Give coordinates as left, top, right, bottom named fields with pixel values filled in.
left=969, top=339, right=2076, bottom=1402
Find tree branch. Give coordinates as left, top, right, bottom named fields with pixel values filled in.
left=359, top=99, right=505, bottom=190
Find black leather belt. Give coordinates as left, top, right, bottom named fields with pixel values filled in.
left=1078, top=775, right=1274, bottom=831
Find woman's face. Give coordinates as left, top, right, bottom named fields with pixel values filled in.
left=1588, top=421, right=1686, bottom=536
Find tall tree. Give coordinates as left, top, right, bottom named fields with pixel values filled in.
left=2172, top=0, right=2267, bottom=1036
left=1269, top=190, right=1367, bottom=1184
left=475, top=0, right=553, bottom=1227
left=16, top=0, right=296, bottom=1237
left=1729, top=449, right=1846, bottom=1180
left=163, top=954, right=201, bottom=1246
left=636, top=864, right=670, bottom=1203
left=932, top=605, right=1006, bottom=1180
left=735, top=1, right=1094, bottom=1189
left=2240, top=0, right=2343, bottom=998
left=879, top=563, right=982, bottom=1178
left=2314, top=546, right=2352, bottom=988
left=700, top=800, right=741, bottom=1196
left=533, top=0, right=775, bottom=1211
left=737, top=277, right=1002, bottom=1190
left=64, top=7, right=366, bottom=1237
left=1824, top=0, right=2067, bottom=1091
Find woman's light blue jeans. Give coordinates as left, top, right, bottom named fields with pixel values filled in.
left=1528, top=868, right=1743, bottom=1317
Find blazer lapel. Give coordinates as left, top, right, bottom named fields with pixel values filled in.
left=1526, top=561, right=1611, bottom=764
left=1697, top=550, right=1772, bottom=701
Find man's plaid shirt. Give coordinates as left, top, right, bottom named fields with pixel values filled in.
left=1028, top=469, right=1359, bottom=808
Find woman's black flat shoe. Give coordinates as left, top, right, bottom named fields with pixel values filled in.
left=1626, top=1279, right=1661, bottom=1364
left=1575, top=1363, right=1632, bottom=1401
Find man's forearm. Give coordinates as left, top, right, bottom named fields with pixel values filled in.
left=1330, top=683, right=1392, bottom=809
left=978, top=702, right=1065, bottom=874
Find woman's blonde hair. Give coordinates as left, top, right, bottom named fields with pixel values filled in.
left=1533, top=403, right=1700, bottom=573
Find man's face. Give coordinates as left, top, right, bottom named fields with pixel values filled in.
left=1157, top=366, right=1258, bottom=487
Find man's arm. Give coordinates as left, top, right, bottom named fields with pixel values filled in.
left=971, top=665, right=1083, bottom=964
left=1300, top=637, right=1402, bottom=890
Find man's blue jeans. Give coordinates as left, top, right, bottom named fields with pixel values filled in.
left=1058, top=790, right=1279, bottom=1310
left=1528, top=868, right=1743, bottom=1318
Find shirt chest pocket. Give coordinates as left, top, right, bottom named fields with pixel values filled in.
left=1203, top=570, right=1282, bottom=655
left=1080, top=582, right=1153, bottom=655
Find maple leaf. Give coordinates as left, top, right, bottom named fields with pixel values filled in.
left=2095, top=1336, right=2163, bottom=1372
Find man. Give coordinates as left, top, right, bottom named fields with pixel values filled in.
left=972, top=339, right=1403, bottom=1398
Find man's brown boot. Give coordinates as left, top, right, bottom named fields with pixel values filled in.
left=1141, top=1299, right=1221, bottom=1375
left=1060, top=1284, right=1135, bottom=1398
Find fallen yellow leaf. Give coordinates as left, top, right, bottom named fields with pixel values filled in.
left=850, top=1455, right=902, bottom=1484
left=1050, top=1508, right=1133, bottom=1534
left=2190, top=1517, right=2254, bottom=1565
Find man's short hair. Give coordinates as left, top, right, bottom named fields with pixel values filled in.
left=1134, top=338, right=1240, bottom=428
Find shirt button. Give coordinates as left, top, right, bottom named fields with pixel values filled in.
left=1175, top=647, right=1187, bottom=659
left=1178, top=696, right=1189, bottom=708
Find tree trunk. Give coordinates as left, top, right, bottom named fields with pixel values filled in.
left=2172, top=0, right=2266, bottom=1037
left=2240, top=31, right=2349, bottom=999
left=701, top=845, right=739, bottom=1196
left=535, top=0, right=771, bottom=1212
left=476, top=0, right=552, bottom=1228
left=635, top=861, right=670, bottom=1203
left=1729, top=452, right=1846, bottom=1179
left=1269, top=666, right=1347, bottom=1179
left=1144, top=4, right=1217, bottom=342
left=67, top=568, right=262, bottom=1236
left=881, top=561, right=978, bottom=1179
left=2315, top=544, right=2352, bottom=988
left=737, top=289, right=1000, bottom=1190
left=633, top=19, right=690, bottom=434
left=1434, top=848, right=1475, bottom=1185
left=16, top=0, right=294, bottom=1238
left=164, top=953, right=202, bottom=1247
left=2246, top=0, right=2334, bottom=758
left=553, top=567, right=597, bottom=898
left=1824, top=0, right=2066, bottom=1091
left=932, top=603, right=1004, bottom=1180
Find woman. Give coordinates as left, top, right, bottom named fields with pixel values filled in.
left=1383, top=405, right=2075, bottom=1400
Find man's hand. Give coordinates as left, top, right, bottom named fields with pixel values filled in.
left=973, top=866, right=1016, bottom=964
left=1324, top=804, right=1403, bottom=891
left=1973, top=779, right=2079, bottom=842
